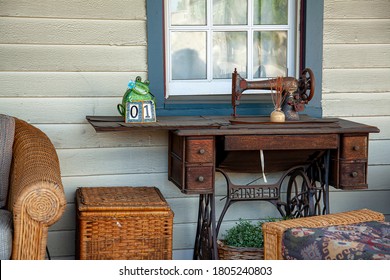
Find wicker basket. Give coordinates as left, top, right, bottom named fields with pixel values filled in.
left=76, top=186, right=174, bottom=260
left=217, top=240, right=264, bottom=260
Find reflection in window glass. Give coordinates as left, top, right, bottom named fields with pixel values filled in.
left=170, top=0, right=206, bottom=26
left=253, top=31, right=287, bottom=78
left=171, top=32, right=207, bottom=80
left=213, top=0, right=247, bottom=25
left=213, top=32, right=247, bottom=79
left=165, top=0, right=295, bottom=96
left=254, top=0, right=288, bottom=25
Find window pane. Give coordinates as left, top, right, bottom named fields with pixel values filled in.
left=170, top=0, right=206, bottom=25
left=253, top=0, right=288, bottom=25
left=213, top=0, right=247, bottom=25
left=213, top=31, right=247, bottom=79
left=253, top=31, right=287, bottom=78
left=171, top=32, right=207, bottom=80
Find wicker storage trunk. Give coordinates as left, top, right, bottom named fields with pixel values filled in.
left=76, top=186, right=174, bottom=260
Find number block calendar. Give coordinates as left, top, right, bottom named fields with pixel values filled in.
left=125, top=100, right=156, bottom=123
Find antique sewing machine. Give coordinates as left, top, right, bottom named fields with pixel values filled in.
left=231, top=68, right=315, bottom=119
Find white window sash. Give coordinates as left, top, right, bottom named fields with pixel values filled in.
left=165, top=0, right=297, bottom=98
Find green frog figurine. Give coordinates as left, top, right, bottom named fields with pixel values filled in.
left=117, top=76, right=156, bottom=117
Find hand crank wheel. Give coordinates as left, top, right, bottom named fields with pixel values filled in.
left=286, top=169, right=311, bottom=218
left=299, top=68, right=315, bottom=103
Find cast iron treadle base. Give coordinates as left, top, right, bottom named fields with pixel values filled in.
left=193, top=194, right=218, bottom=260
left=215, top=150, right=330, bottom=237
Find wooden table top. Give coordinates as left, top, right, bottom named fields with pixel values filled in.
left=86, top=115, right=380, bottom=135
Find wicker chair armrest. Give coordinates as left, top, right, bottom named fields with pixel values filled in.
left=262, top=209, right=385, bottom=260
left=7, top=118, right=66, bottom=259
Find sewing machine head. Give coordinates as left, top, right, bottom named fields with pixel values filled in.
left=231, top=68, right=315, bottom=118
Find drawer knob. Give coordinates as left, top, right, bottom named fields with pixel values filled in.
left=351, top=171, right=358, bottom=178
left=198, top=176, right=204, bottom=182
left=353, top=145, right=360, bottom=151
left=199, top=148, right=205, bottom=155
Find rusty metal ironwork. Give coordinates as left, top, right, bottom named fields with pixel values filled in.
left=231, top=68, right=315, bottom=119
left=193, top=194, right=218, bottom=260
left=215, top=150, right=330, bottom=238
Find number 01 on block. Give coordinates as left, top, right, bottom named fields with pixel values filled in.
left=125, top=101, right=156, bottom=123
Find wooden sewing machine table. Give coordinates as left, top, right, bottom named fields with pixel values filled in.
left=86, top=115, right=379, bottom=260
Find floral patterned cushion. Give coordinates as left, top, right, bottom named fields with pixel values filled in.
left=282, top=221, right=390, bottom=260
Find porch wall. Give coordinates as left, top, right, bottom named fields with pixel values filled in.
left=0, top=0, right=389, bottom=259
left=322, top=0, right=390, bottom=220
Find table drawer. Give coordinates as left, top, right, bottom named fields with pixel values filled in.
left=224, top=134, right=338, bottom=150
left=341, top=136, right=367, bottom=159
left=186, top=138, right=214, bottom=163
left=185, top=166, right=214, bottom=193
left=339, top=161, right=367, bottom=189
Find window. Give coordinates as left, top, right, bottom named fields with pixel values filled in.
left=165, top=0, right=297, bottom=97
left=147, top=0, right=323, bottom=117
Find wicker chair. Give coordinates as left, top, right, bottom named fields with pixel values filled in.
left=262, top=209, right=385, bottom=260
left=5, top=118, right=66, bottom=259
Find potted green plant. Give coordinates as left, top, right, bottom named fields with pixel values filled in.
left=217, top=218, right=279, bottom=260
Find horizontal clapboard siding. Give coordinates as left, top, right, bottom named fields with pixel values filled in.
left=0, top=72, right=146, bottom=97
left=0, top=0, right=146, bottom=20
left=0, top=17, right=146, bottom=46
left=324, top=0, right=390, bottom=19
left=322, top=69, right=390, bottom=93
left=323, top=45, right=390, bottom=68
left=1, top=0, right=389, bottom=260
left=323, top=93, right=390, bottom=116
left=0, top=98, right=122, bottom=123
left=0, top=45, right=147, bottom=72
left=322, top=0, right=390, bottom=236
left=324, top=20, right=390, bottom=44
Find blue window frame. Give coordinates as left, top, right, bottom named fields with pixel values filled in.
left=146, top=0, right=323, bottom=117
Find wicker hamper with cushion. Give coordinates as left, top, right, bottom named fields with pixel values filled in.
left=76, top=186, right=174, bottom=260
left=262, top=208, right=386, bottom=260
